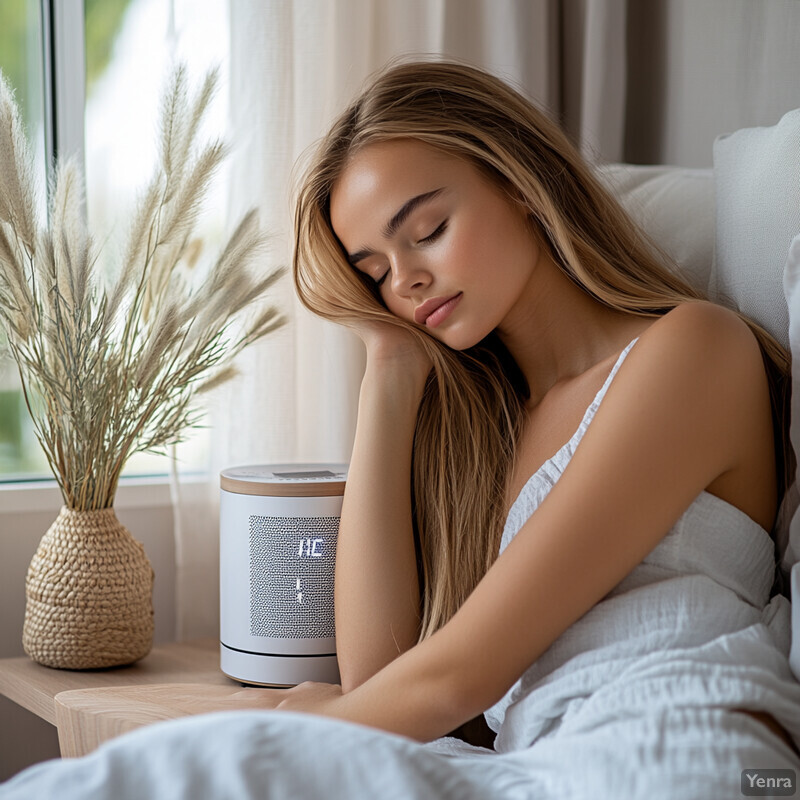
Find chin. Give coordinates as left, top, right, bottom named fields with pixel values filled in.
left=432, top=326, right=491, bottom=353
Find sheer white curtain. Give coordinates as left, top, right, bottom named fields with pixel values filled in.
left=171, top=0, right=629, bottom=639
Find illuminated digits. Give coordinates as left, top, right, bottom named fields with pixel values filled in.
left=297, top=538, right=324, bottom=557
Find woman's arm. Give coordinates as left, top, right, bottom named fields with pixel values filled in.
left=335, top=358, right=428, bottom=693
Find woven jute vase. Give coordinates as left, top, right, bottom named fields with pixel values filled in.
left=22, top=505, right=155, bottom=669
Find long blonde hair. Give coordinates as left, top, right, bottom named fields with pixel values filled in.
left=292, top=59, right=793, bottom=642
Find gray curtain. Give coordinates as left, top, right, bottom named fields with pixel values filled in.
left=549, top=0, right=800, bottom=167
left=621, top=0, right=800, bottom=166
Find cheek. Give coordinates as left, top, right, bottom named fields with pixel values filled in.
left=444, top=229, right=496, bottom=292
left=382, top=291, right=415, bottom=323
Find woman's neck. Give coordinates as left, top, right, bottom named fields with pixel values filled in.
left=495, top=254, right=650, bottom=406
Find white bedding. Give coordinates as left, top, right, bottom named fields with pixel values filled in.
left=0, top=692, right=798, bottom=800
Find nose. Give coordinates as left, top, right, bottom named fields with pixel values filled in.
left=388, top=253, right=430, bottom=297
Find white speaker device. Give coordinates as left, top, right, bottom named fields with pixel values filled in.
left=220, top=463, right=348, bottom=686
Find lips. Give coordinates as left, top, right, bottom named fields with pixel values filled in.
left=414, top=293, right=462, bottom=326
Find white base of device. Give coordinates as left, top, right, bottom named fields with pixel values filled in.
left=220, top=642, right=341, bottom=687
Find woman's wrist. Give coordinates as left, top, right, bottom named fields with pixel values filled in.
left=362, top=358, right=430, bottom=406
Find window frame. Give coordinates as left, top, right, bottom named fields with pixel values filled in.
left=0, top=474, right=211, bottom=514
left=42, top=0, right=86, bottom=178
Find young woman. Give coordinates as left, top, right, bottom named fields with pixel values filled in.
left=289, top=58, right=800, bottom=779
left=4, top=59, right=800, bottom=800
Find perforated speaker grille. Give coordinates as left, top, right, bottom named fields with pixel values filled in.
left=249, top=515, right=338, bottom=638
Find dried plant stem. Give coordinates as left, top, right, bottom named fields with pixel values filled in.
left=0, top=64, right=287, bottom=510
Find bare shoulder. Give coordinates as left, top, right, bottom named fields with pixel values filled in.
left=641, top=300, right=764, bottom=366
left=638, top=298, right=772, bottom=433
left=631, top=299, right=770, bottom=417
left=626, top=299, right=776, bottom=529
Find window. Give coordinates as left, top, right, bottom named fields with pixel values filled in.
left=0, top=0, right=47, bottom=477
left=0, top=0, right=229, bottom=480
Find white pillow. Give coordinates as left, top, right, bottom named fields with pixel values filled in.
left=710, top=108, right=800, bottom=350
left=595, top=163, right=715, bottom=294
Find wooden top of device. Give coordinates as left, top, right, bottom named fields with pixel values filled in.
left=220, top=464, right=348, bottom=497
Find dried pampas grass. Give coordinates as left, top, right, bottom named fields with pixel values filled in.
left=0, top=64, right=287, bottom=510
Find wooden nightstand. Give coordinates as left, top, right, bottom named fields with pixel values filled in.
left=0, top=638, right=243, bottom=758
left=0, top=638, right=497, bottom=758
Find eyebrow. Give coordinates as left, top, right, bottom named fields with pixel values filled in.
left=346, top=188, right=444, bottom=265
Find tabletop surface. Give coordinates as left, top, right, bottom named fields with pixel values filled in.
left=0, top=638, right=230, bottom=725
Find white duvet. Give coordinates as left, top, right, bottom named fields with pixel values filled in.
left=0, top=676, right=798, bottom=800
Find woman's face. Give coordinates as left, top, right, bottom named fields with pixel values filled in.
left=329, top=138, right=542, bottom=350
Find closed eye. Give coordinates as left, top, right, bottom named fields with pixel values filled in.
left=373, top=220, right=449, bottom=288
left=419, top=220, right=448, bottom=244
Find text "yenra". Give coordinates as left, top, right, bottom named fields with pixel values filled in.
left=741, top=769, right=796, bottom=796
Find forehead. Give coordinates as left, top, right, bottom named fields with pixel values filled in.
left=329, top=139, right=470, bottom=238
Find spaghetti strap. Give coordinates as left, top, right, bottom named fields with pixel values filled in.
left=577, top=336, right=640, bottom=432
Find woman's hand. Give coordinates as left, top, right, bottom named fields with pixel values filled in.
left=346, top=316, right=433, bottom=391
left=274, top=681, right=345, bottom=716
left=230, top=681, right=346, bottom=718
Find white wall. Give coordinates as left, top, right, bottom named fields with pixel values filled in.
left=0, top=479, right=191, bottom=781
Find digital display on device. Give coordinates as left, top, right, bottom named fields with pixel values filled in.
left=273, top=470, right=339, bottom=479
left=297, top=537, right=324, bottom=558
